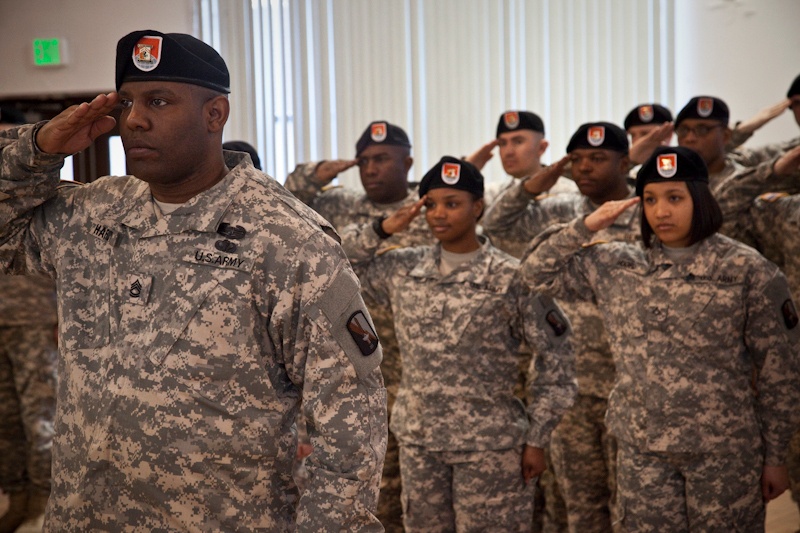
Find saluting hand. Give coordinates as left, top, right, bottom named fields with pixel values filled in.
left=773, top=145, right=800, bottom=177
left=522, top=155, right=570, bottom=196
left=584, top=196, right=641, bottom=232
left=629, top=122, right=674, bottom=165
left=314, top=159, right=358, bottom=185
left=36, top=92, right=119, bottom=155
left=736, top=98, right=791, bottom=135
left=464, top=139, right=499, bottom=170
left=380, top=196, right=426, bottom=236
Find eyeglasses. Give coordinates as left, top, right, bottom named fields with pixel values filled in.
left=675, top=124, right=723, bottom=138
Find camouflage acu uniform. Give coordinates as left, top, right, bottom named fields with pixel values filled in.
left=748, top=192, right=800, bottom=517
left=483, top=175, right=578, bottom=208
left=0, top=125, right=387, bottom=532
left=483, top=181, right=641, bottom=533
left=701, top=154, right=800, bottom=246
left=0, top=274, right=57, bottom=514
left=522, top=218, right=800, bottom=532
left=342, top=227, right=577, bottom=532
left=286, top=161, right=432, bottom=531
left=729, top=134, right=800, bottom=168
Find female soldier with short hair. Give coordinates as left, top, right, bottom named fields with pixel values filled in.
left=341, top=156, right=577, bottom=532
left=521, top=146, right=800, bottom=531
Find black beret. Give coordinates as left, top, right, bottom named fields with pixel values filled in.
left=675, top=96, right=729, bottom=127
left=788, top=74, right=800, bottom=98
left=624, top=104, right=673, bottom=130
left=566, top=122, right=629, bottom=153
left=496, top=111, right=545, bottom=137
left=419, top=156, right=484, bottom=198
left=355, top=121, right=411, bottom=157
left=635, top=146, right=709, bottom=197
left=116, top=30, right=230, bottom=93
left=223, top=141, right=261, bottom=171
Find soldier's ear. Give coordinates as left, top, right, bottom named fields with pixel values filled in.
left=205, top=95, right=229, bottom=133
left=404, top=155, right=413, bottom=173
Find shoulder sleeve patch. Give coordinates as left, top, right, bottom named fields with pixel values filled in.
left=347, top=310, right=380, bottom=355
left=321, top=184, right=344, bottom=192
left=782, top=299, right=798, bottom=330
left=546, top=309, right=569, bottom=336
left=531, top=293, right=572, bottom=343
left=315, top=265, right=383, bottom=384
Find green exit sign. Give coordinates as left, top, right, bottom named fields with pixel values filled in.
left=33, top=38, right=67, bottom=67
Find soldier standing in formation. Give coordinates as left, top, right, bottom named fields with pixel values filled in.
left=482, top=122, right=637, bottom=532
left=285, top=120, right=433, bottom=531
left=341, top=156, right=577, bottom=532
left=0, top=30, right=386, bottom=531
left=523, top=146, right=800, bottom=531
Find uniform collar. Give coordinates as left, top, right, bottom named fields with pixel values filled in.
left=110, top=152, right=252, bottom=236
left=409, top=235, right=494, bottom=284
left=647, top=234, right=722, bottom=279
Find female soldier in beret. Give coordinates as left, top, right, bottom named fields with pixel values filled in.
left=341, top=156, right=577, bottom=532
left=521, top=146, right=800, bottom=531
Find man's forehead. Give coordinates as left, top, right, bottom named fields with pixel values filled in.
left=498, top=129, right=540, bottom=142
left=627, top=124, right=659, bottom=132
left=570, top=147, right=615, bottom=156
left=359, top=144, right=403, bottom=157
left=679, top=117, right=723, bottom=126
left=118, top=80, right=190, bottom=96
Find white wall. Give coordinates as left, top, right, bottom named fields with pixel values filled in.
left=1, top=0, right=798, bottom=154
left=674, top=0, right=800, bottom=146
left=0, top=0, right=197, bottom=97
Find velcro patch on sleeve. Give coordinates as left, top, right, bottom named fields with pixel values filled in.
left=316, top=266, right=383, bottom=382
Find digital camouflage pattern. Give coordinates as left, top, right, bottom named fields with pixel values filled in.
left=616, top=438, right=765, bottom=531
left=748, top=191, right=800, bottom=515
left=399, top=445, right=535, bottom=532
left=729, top=135, right=800, bottom=169
left=522, top=219, right=800, bottom=530
left=523, top=218, right=800, bottom=524
left=548, top=395, right=618, bottom=533
left=710, top=155, right=800, bottom=246
left=482, top=181, right=638, bottom=532
left=343, top=227, right=576, bottom=530
left=343, top=230, right=576, bottom=451
left=0, top=125, right=387, bottom=532
left=285, top=160, right=433, bottom=530
left=0, top=276, right=58, bottom=496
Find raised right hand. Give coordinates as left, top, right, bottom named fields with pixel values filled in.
left=381, top=196, right=426, bottom=235
left=584, top=197, right=640, bottom=232
left=35, top=92, right=119, bottom=155
left=314, top=159, right=358, bottom=184
left=464, top=139, right=499, bottom=170
left=522, top=156, right=570, bottom=196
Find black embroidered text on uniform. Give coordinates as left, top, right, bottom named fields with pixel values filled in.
left=93, top=224, right=114, bottom=242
